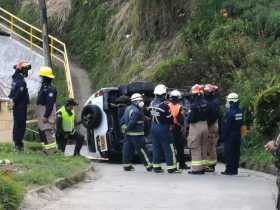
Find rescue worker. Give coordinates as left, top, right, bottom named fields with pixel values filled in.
left=56, top=98, right=84, bottom=156
left=188, top=84, right=209, bottom=175
left=168, top=90, right=190, bottom=170
left=265, top=134, right=280, bottom=210
left=204, top=84, right=220, bottom=172
left=221, top=93, right=243, bottom=175
left=36, top=66, right=57, bottom=153
left=8, top=61, right=31, bottom=151
left=121, top=93, right=152, bottom=171
left=149, top=84, right=180, bottom=173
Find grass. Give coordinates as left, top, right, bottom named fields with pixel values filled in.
left=240, top=143, right=275, bottom=173
left=0, top=143, right=90, bottom=189
left=0, top=142, right=90, bottom=209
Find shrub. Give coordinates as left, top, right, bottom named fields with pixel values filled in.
left=0, top=176, right=23, bottom=210
left=254, top=85, right=280, bottom=139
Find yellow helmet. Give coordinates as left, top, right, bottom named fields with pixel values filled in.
left=39, top=66, right=55, bottom=79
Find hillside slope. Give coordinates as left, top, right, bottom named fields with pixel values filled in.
left=3, top=0, right=280, bottom=168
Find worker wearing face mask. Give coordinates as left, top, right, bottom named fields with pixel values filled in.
left=121, top=93, right=152, bottom=172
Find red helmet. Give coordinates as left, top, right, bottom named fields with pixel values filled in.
left=14, top=61, right=31, bottom=71
left=191, top=84, right=204, bottom=94
left=204, top=84, right=218, bottom=94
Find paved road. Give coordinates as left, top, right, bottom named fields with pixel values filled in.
left=36, top=161, right=276, bottom=210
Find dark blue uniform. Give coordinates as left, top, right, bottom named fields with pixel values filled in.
left=121, top=104, right=151, bottom=168
left=36, top=82, right=57, bottom=118
left=9, top=72, right=29, bottom=149
left=207, top=98, right=220, bottom=126
left=36, top=81, right=57, bottom=145
left=149, top=98, right=176, bottom=170
left=222, top=103, right=243, bottom=174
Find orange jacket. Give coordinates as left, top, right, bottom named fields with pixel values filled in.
left=168, top=102, right=182, bottom=126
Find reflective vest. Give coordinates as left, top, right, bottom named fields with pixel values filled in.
left=58, top=106, right=75, bottom=132
left=168, top=103, right=181, bottom=126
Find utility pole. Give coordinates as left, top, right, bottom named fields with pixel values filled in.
left=39, top=0, right=52, bottom=67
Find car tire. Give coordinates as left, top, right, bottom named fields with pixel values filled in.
left=81, top=105, right=102, bottom=129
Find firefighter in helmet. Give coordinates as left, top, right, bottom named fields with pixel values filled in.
left=8, top=61, right=31, bottom=151
left=168, top=89, right=190, bottom=170
left=36, top=66, right=57, bottom=153
left=188, top=84, right=209, bottom=174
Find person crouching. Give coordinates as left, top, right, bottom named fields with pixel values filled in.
left=56, top=98, right=85, bottom=156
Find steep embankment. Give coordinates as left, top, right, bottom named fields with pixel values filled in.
left=3, top=0, right=280, bottom=171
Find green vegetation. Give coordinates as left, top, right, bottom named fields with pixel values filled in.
left=0, top=176, right=23, bottom=210
left=2, top=0, right=280, bottom=171
left=0, top=143, right=90, bottom=209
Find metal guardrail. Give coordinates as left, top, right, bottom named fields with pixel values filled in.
left=0, top=7, right=74, bottom=98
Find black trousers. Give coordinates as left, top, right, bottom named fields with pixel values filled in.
left=173, top=128, right=186, bottom=168
left=122, top=136, right=151, bottom=167
left=56, top=130, right=84, bottom=155
left=224, top=134, right=241, bottom=174
left=13, top=104, right=27, bottom=149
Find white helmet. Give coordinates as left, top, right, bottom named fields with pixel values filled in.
left=170, top=89, right=182, bottom=99
left=130, top=93, right=143, bottom=102
left=154, top=84, right=167, bottom=96
left=226, top=92, right=239, bottom=103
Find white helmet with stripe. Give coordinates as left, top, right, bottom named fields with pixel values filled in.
left=154, top=84, right=167, bottom=96
left=170, top=89, right=182, bottom=99
left=130, top=93, right=143, bottom=102
left=226, top=92, right=239, bottom=103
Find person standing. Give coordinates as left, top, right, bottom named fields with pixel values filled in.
left=188, top=84, right=209, bottom=175
left=36, top=66, right=57, bottom=153
left=265, top=134, right=280, bottom=210
left=168, top=89, right=190, bottom=170
left=149, top=84, right=180, bottom=173
left=8, top=61, right=31, bottom=151
left=204, top=84, right=220, bottom=172
left=56, top=98, right=84, bottom=156
left=221, top=93, right=243, bottom=175
left=121, top=93, right=152, bottom=171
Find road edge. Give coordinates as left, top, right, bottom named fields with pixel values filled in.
left=20, top=164, right=95, bottom=210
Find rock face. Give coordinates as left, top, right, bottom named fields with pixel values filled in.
left=0, top=36, right=44, bottom=97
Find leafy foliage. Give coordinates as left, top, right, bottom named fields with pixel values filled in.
left=254, top=85, right=280, bottom=138
left=0, top=175, right=23, bottom=210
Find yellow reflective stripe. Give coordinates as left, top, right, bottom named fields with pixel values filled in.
left=126, top=132, right=145, bottom=136
left=205, top=160, right=217, bottom=165
left=43, top=142, right=57, bottom=149
left=192, top=160, right=204, bottom=166
left=170, top=144, right=177, bottom=166
left=136, top=121, right=144, bottom=124
left=167, top=165, right=177, bottom=170
left=140, top=149, right=151, bottom=165
left=153, top=164, right=161, bottom=168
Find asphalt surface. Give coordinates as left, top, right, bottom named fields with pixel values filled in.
left=37, top=148, right=277, bottom=210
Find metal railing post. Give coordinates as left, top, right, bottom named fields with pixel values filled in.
left=51, top=38, right=54, bottom=60
left=10, top=16, right=14, bottom=33
left=30, top=28, right=33, bottom=49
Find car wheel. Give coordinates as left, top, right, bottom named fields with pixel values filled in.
left=81, top=105, right=102, bottom=129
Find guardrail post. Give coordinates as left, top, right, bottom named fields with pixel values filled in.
left=30, top=28, right=33, bottom=50
left=51, top=38, right=54, bottom=60
left=10, top=16, right=14, bottom=33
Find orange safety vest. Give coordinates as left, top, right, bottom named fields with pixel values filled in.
left=168, top=102, right=182, bottom=126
